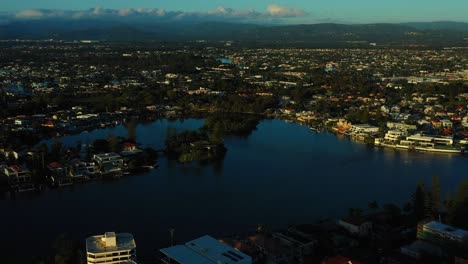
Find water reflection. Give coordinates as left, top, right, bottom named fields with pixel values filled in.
left=2, top=118, right=467, bottom=259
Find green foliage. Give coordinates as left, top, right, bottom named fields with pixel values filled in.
left=449, top=180, right=468, bottom=229
left=165, top=126, right=226, bottom=163
left=203, top=113, right=261, bottom=137
left=431, top=176, right=441, bottom=213
left=52, top=233, right=84, bottom=264
left=107, top=135, right=121, bottom=153
left=93, top=139, right=110, bottom=153
left=412, top=181, right=426, bottom=221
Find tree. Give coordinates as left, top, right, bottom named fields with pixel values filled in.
left=50, top=139, right=64, bottom=161
left=449, top=180, right=468, bottom=229
left=93, top=139, right=109, bottom=153
left=210, top=123, right=224, bottom=145
left=412, top=181, right=426, bottom=221
left=107, top=136, right=120, bottom=153
left=431, top=176, right=441, bottom=213
left=127, top=119, right=137, bottom=141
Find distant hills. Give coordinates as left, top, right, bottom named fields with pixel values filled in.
left=1, top=20, right=468, bottom=47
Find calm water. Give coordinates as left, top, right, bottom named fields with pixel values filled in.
left=2, top=119, right=467, bottom=258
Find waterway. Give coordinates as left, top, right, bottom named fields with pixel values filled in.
left=1, top=118, right=467, bottom=259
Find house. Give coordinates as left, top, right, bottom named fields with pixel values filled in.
left=47, top=162, right=72, bottom=186
left=338, top=217, right=373, bottom=237
left=93, top=153, right=123, bottom=175
left=349, top=124, right=379, bottom=135
left=47, top=162, right=66, bottom=175
left=122, top=142, right=137, bottom=151
left=2, top=165, right=34, bottom=191
left=380, top=105, right=390, bottom=115
left=69, top=161, right=95, bottom=180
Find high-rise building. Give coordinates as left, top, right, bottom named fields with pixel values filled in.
left=86, top=232, right=137, bottom=264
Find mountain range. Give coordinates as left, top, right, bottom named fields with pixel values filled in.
left=1, top=20, right=467, bottom=47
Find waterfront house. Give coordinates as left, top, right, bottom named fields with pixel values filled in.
left=349, top=124, right=379, bottom=135
left=69, top=160, right=95, bottom=180
left=463, top=116, right=468, bottom=128
left=384, top=130, right=407, bottom=142
left=93, top=153, right=124, bottom=175
left=2, top=165, right=34, bottom=191
left=122, top=142, right=137, bottom=152
left=47, top=162, right=72, bottom=186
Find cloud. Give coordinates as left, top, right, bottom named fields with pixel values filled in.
left=15, top=9, right=46, bottom=19
left=267, top=4, right=306, bottom=17
left=9, top=5, right=307, bottom=23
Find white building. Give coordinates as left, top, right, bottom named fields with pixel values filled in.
left=86, top=232, right=137, bottom=264
left=406, top=134, right=453, bottom=147
left=160, top=235, right=252, bottom=264
left=93, top=153, right=124, bottom=174
left=350, top=124, right=379, bottom=135
left=384, top=130, right=407, bottom=142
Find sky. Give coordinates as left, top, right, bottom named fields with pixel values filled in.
left=1, top=0, right=468, bottom=24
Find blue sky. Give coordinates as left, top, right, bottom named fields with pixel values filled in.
left=2, top=0, right=468, bottom=23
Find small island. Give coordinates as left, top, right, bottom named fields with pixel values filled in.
left=165, top=127, right=227, bottom=163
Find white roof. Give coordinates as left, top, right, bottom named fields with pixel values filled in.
left=161, top=245, right=213, bottom=264
left=161, top=235, right=251, bottom=264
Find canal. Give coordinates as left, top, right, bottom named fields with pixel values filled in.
left=1, top=118, right=467, bottom=259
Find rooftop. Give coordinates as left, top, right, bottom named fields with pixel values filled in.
left=161, top=235, right=251, bottom=264
left=424, top=221, right=468, bottom=240
left=94, top=152, right=121, bottom=159
left=86, top=232, right=136, bottom=254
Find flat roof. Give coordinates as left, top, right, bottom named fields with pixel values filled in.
left=352, top=124, right=378, bottom=129
left=161, top=245, right=213, bottom=264
left=161, top=235, right=251, bottom=264
left=94, top=153, right=121, bottom=159
left=86, top=233, right=136, bottom=254
left=424, top=221, right=468, bottom=240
